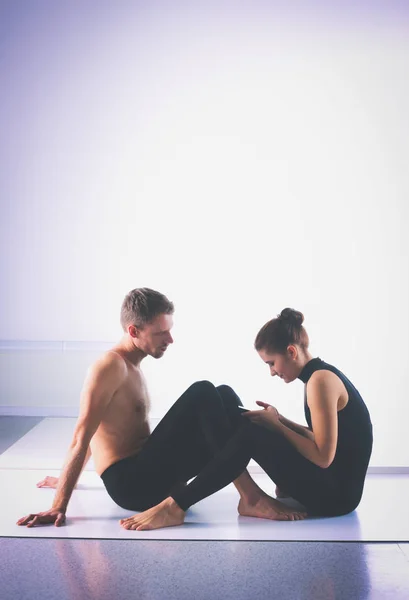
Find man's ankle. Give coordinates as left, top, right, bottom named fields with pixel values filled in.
left=240, top=491, right=262, bottom=505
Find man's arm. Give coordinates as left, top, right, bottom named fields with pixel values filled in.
left=17, top=353, right=127, bottom=527
left=37, top=447, right=91, bottom=489
left=51, top=354, right=127, bottom=512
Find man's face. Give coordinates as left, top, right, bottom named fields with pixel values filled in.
left=135, top=314, right=174, bottom=358
left=258, top=347, right=298, bottom=383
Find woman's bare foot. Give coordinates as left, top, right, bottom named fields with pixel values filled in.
left=238, top=494, right=307, bottom=521
left=119, top=498, right=185, bottom=531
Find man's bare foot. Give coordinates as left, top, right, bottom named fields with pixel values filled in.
left=238, top=494, right=307, bottom=521
left=119, top=497, right=185, bottom=531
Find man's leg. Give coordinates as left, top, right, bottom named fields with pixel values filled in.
left=104, top=381, right=247, bottom=511
left=145, top=381, right=241, bottom=456
left=120, top=422, right=308, bottom=530
left=144, top=382, right=269, bottom=504
left=215, top=385, right=270, bottom=504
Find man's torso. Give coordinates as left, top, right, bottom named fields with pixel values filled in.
left=90, top=351, right=151, bottom=475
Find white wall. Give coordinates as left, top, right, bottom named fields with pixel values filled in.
left=1, top=1, right=409, bottom=466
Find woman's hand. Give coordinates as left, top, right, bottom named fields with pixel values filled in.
left=242, top=401, right=282, bottom=430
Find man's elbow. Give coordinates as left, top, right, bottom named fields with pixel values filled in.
left=71, top=423, right=94, bottom=451
left=70, top=435, right=91, bottom=454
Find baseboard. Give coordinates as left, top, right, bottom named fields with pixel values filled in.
left=0, top=406, right=82, bottom=417
left=0, top=407, right=167, bottom=419
left=247, top=465, right=409, bottom=475
left=0, top=340, right=114, bottom=351
left=1, top=407, right=408, bottom=474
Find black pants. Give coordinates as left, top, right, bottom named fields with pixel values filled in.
left=101, top=381, right=246, bottom=511
left=101, top=381, right=358, bottom=517
left=171, top=411, right=360, bottom=517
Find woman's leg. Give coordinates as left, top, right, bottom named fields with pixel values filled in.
left=244, top=426, right=349, bottom=516
left=175, top=409, right=349, bottom=519
left=177, top=420, right=348, bottom=518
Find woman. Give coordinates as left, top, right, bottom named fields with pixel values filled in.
left=120, top=308, right=373, bottom=530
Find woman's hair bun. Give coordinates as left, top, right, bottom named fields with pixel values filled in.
left=278, top=308, right=304, bottom=326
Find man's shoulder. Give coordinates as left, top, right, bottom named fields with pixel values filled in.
left=88, top=350, right=128, bottom=380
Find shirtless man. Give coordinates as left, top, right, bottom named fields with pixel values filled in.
left=17, top=288, right=305, bottom=529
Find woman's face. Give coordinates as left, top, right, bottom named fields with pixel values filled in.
left=258, top=346, right=299, bottom=383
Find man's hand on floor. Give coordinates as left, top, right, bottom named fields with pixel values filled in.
left=16, top=508, right=66, bottom=527
left=36, top=476, right=59, bottom=488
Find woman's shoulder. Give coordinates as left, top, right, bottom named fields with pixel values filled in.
left=306, top=368, right=346, bottom=395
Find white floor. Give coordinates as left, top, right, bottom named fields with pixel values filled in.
left=1, top=418, right=408, bottom=542
left=0, top=418, right=260, bottom=472
left=0, top=418, right=98, bottom=471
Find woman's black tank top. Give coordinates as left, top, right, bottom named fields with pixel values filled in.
left=298, top=357, right=373, bottom=482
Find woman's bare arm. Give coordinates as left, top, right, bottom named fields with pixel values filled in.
left=277, top=372, right=339, bottom=468
left=278, top=415, right=315, bottom=441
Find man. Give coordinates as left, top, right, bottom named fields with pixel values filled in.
left=17, top=288, right=304, bottom=529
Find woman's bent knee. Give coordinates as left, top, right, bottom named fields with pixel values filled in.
left=216, top=384, right=234, bottom=393
left=216, top=384, right=241, bottom=404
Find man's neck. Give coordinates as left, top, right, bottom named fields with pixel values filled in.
left=111, top=336, right=146, bottom=367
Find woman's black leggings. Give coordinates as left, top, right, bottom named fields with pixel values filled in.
left=100, top=381, right=247, bottom=511
left=101, top=381, right=356, bottom=517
